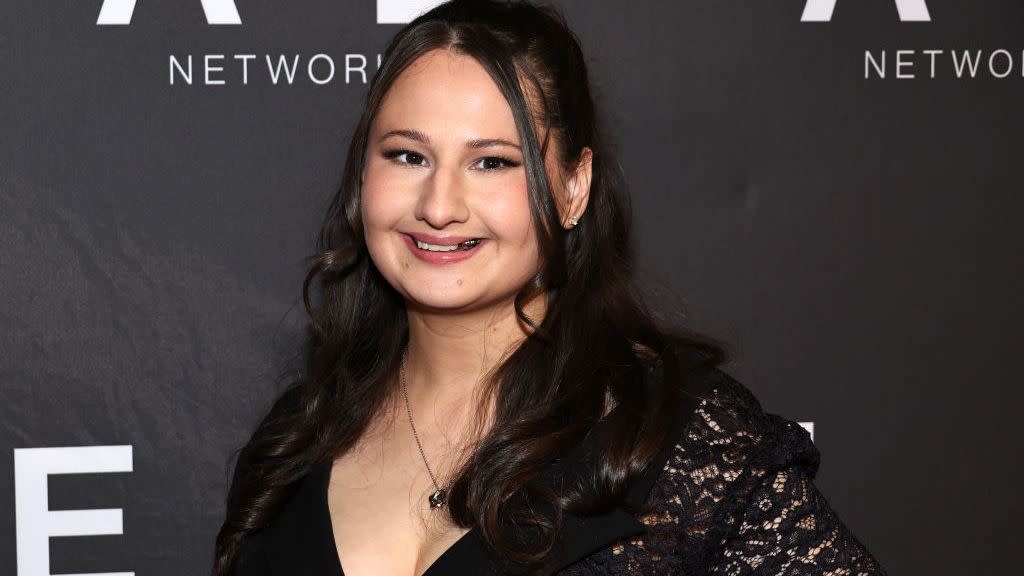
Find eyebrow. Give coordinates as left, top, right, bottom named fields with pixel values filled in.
left=378, top=129, right=521, bottom=150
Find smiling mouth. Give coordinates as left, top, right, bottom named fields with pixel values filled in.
left=411, top=236, right=484, bottom=252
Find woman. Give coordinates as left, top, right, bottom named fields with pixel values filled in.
left=213, top=1, right=886, bottom=574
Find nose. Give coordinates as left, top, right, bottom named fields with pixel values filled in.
left=414, top=161, right=470, bottom=229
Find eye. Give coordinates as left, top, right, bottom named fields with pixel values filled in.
left=472, top=156, right=522, bottom=172
left=383, top=149, right=428, bottom=168
left=381, top=149, right=522, bottom=172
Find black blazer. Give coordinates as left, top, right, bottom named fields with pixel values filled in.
left=227, top=363, right=887, bottom=575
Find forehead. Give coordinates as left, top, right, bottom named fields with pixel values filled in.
left=374, top=49, right=519, bottom=139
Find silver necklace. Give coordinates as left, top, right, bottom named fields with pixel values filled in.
left=400, top=348, right=448, bottom=509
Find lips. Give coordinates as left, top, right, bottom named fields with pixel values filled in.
left=402, top=233, right=487, bottom=264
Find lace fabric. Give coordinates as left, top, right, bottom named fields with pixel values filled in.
left=558, top=369, right=886, bottom=576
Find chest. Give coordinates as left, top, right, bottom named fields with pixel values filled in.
left=326, top=438, right=471, bottom=576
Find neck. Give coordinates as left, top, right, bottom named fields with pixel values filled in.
left=401, top=292, right=547, bottom=430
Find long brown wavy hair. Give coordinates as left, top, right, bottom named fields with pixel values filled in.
left=213, top=1, right=728, bottom=574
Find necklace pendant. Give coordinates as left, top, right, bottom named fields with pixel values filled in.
left=428, top=488, right=447, bottom=509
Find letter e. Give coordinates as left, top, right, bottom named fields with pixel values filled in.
left=14, top=445, right=134, bottom=576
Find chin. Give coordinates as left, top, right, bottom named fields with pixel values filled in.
left=406, top=295, right=481, bottom=313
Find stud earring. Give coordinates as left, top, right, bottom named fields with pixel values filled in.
left=568, top=216, right=578, bottom=227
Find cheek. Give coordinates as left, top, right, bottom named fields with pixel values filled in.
left=360, top=179, right=404, bottom=272
left=361, top=166, right=403, bottom=228
left=482, top=176, right=535, bottom=246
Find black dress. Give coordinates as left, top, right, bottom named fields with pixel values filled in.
left=227, top=363, right=887, bottom=575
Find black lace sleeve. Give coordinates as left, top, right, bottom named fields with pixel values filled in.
left=557, top=367, right=888, bottom=575
left=708, top=443, right=887, bottom=575
left=700, top=374, right=888, bottom=576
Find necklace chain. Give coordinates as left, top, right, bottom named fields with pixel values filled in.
left=400, top=346, right=448, bottom=509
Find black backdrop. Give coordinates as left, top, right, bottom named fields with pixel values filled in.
left=2, top=1, right=1019, bottom=574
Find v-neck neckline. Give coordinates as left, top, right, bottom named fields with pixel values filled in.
left=312, top=359, right=701, bottom=576
left=318, top=457, right=481, bottom=576
left=318, top=402, right=629, bottom=576
left=235, top=356, right=719, bottom=576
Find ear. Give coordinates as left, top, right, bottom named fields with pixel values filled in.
left=561, top=147, right=593, bottom=229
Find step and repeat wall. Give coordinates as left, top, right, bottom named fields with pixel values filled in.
left=1, top=1, right=1019, bottom=574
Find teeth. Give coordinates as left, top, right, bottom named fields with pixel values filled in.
left=415, top=238, right=482, bottom=252
left=416, top=239, right=460, bottom=252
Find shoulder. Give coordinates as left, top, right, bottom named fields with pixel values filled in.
left=224, top=447, right=333, bottom=575
left=227, top=462, right=333, bottom=575
left=565, top=367, right=826, bottom=574
left=636, top=344, right=816, bottom=479
left=639, top=367, right=821, bottom=561
left=678, top=367, right=820, bottom=479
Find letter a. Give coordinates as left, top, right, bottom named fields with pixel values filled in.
left=801, top=0, right=931, bottom=22
left=97, top=0, right=242, bottom=25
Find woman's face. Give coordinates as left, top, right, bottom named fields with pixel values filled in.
left=361, top=48, right=566, bottom=314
